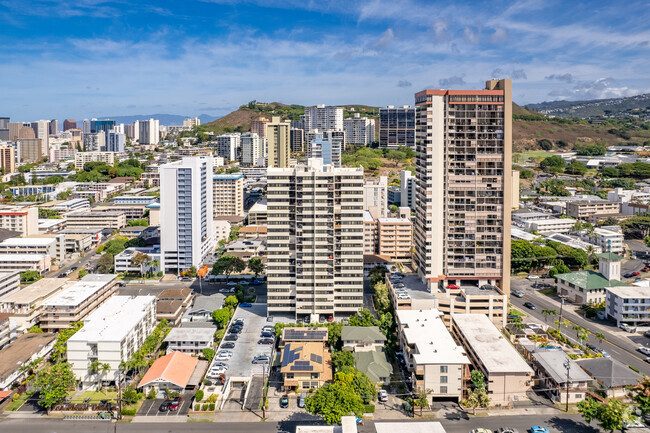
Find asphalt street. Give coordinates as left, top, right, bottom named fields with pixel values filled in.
left=510, top=278, right=650, bottom=375
left=0, top=414, right=602, bottom=433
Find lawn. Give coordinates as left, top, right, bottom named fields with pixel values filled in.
left=5, top=391, right=34, bottom=411
left=514, top=151, right=554, bottom=161
left=540, top=286, right=558, bottom=297
left=509, top=307, right=526, bottom=317
left=71, top=391, right=117, bottom=403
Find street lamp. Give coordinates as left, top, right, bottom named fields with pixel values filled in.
left=557, top=296, right=566, bottom=332
left=563, top=360, right=570, bottom=413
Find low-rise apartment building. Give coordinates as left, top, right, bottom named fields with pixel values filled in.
left=40, top=274, right=118, bottom=331
left=74, top=151, right=115, bottom=170
left=452, top=314, right=533, bottom=405
left=0, top=205, right=38, bottom=236
left=523, top=218, right=576, bottom=235
left=247, top=199, right=267, bottom=225
left=576, top=227, right=624, bottom=254
left=566, top=200, right=620, bottom=220
left=0, top=254, right=51, bottom=274
left=0, top=272, right=20, bottom=299
left=66, top=210, right=127, bottom=230
left=163, top=327, right=214, bottom=355
left=67, top=295, right=156, bottom=389
left=0, top=278, right=72, bottom=332
left=0, top=313, right=12, bottom=349
left=530, top=350, right=591, bottom=404
left=0, top=333, right=56, bottom=390
left=91, top=204, right=145, bottom=222
left=0, top=235, right=64, bottom=263
left=606, top=286, right=650, bottom=327
left=213, top=174, right=244, bottom=217
left=396, top=309, right=470, bottom=403
left=112, top=195, right=157, bottom=206
left=114, top=246, right=161, bottom=274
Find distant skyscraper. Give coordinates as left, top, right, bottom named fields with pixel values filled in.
left=0, top=117, right=8, bottom=141
left=307, top=134, right=341, bottom=167
left=160, top=156, right=214, bottom=274
left=82, top=119, right=90, bottom=134
left=290, top=128, right=304, bottom=153
left=216, top=134, right=240, bottom=161
left=138, top=119, right=159, bottom=145
left=413, top=79, right=512, bottom=295
left=0, top=146, right=16, bottom=174
left=303, top=105, right=343, bottom=132
left=106, top=130, right=125, bottom=153
left=63, top=119, right=77, bottom=131
left=265, top=116, right=291, bottom=168
left=343, top=113, right=375, bottom=146
left=83, top=133, right=105, bottom=152
left=49, top=119, right=58, bottom=135
left=30, top=120, right=49, bottom=157
left=18, top=138, right=42, bottom=162
left=251, top=116, right=269, bottom=138
left=379, top=105, right=415, bottom=148
left=240, top=132, right=266, bottom=167
left=266, top=158, right=364, bottom=320
left=90, top=119, right=115, bottom=134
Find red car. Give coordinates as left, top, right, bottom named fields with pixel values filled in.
left=643, top=267, right=650, bottom=273
left=170, top=396, right=182, bottom=411
left=447, top=284, right=459, bottom=290
left=633, top=271, right=641, bottom=277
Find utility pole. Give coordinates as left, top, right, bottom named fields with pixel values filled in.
left=557, top=297, right=565, bottom=332
left=117, top=368, right=123, bottom=421
left=563, top=360, right=570, bottom=413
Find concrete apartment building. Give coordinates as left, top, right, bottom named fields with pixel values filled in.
left=160, top=156, right=215, bottom=274
left=396, top=309, right=469, bottom=402
left=248, top=199, right=267, bottom=225
left=66, top=210, right=127, bottom=230
left=0, top=278, right=72, bottom=332
left=565, top=200, right=620, bottom=220
left=74, top=151, right=115, bottom=170
left=266, top=116, right=291, bottom=168
left=379, top=105, right=415, bottom=148
left=452, top=314, right=533, bottom=405
left=163, top=327, right=214, bottom=355
left=0, top=254, right=50, bottom=274
left=523, top=218, right=576, bottom=235
left=414, top=79, right=512, bottom=295
left=303, top=105, right=343, bottom=132
left=266, top=158, right=364, bottom=320
left=343, top=113, right=375, bottom=146
left=216, top=133, right=240, bottom=161
left=0, top=205, right=38, bottom=236
left=251, top=116, right=269, bottom=138
left=363, top=212, right=378, bottom=254
left=364, top=176, right=388, bottom=219
left=139, top=118, right=159, bottom=145
left=213, top=174, right=244, bottom=217
left=240, top=132, right=266, bottom=166
left=17, top=138, right=42, bottom=162
left=40, top=274, right=118, bottom=331
left=0, top=272, right=20, bottom=299
left=606, top=285, right=650, bottom=327
left=400, top=170, right=416, bottom=209
left=307, top=134, right=342, bottom=168
left=0, top=146, right=15, bottom=174
left=68, top=295, right=156, bottom=389
left=0, top=236, right=64, bottom=263
left=577, top=227, right=624, bottom=254
left=290, top=128, right=304, bottom=152
left=83, top=132, right=105, bottom=152
left=377, top=218, right=413, bottom=263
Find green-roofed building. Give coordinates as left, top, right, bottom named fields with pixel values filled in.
left=555, top=253, right=627, bottom=305
left=352, top=349, right=393, bottom=384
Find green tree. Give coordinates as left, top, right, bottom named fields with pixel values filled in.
left=78, top=267, right=88, bottom=278
left=202, top=348, right=215, bottom=361
left=20, top=270, right=41, bottom=284
left=348, top=308, right=378, bottom=327
left=633, top=376, right=650, bottom=415
left=542, top=309, right=558, bottom=323
left=565, top=160, right=588, bottom=176
left=595, top=332, right=606, bottom=343
left=412, top=388, right=430, bottom=415
left=195, top=389, right=204, bottom=402
left=97, top=253, right=115, bottom=274
left=470, top=369, right=487, bottom=391
left=248, top=257, right=264, bottom=278
left=373, top=282, right=391, bottom=315
left=224, top=295, right=239, bottom=310
left=131, top=252, right=151, bottom=280
left=211, top=254, right=246, bottom=281
left=539, top=155, right=566, bottom=174
left=466, top=388, right=491, bottom=415
left=578, top=398, right=633, bottom=433
left=332, top=351, right=355, bottom=372
left=34, top=362, right=77, bottom=411
left=327, top=321, right=344, bottom=350
left=122, top=385, right=141, bottom=405
left=305, top=381, right=365, bottom=424
left=369, top=265, right=388, bottom=286
left=211, top=308, right=231, bottom=329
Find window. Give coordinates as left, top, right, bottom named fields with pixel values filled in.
left=286, top=373, right=294, bottom=379
left=440, top=366, right=448, bottom=373
left=440, top=386, right=448, bottom=394
left=440, top=376, right=448, bottom=384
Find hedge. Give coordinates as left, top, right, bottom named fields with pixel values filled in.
left=364, top=404, right=375, bottom=413
left=121, top=409, right=137, bottom=416
left=209, top=403, right=215, bottom=411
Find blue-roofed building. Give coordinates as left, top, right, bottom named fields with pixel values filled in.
left=213, top=174, right=244, bottom=217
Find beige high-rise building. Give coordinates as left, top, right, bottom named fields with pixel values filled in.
left=265, top=116, right=291, bottom=168
left=413, top=79, right=512, bottom=296
left=378, top=217, right=413, bottom=263
left=30, top=120, right=50, bottom=157
left=266, top=158, right=364, bottom=320
left=18, top=138, right=42, bottom=162
left=251, top=116, right=269, bottom=138
left=0, top=146, right=15, bottom=174
left=8, top=123, right=35, bottom=141
left=363, top=176, right=388, bottom=219
left=213, top=173, right=244, bottom=217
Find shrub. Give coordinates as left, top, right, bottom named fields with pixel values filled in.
left=146, top=388, right=156, bottom=400
left=364, top=404, right=375, bottom=413
left=121, top=409, right=136, bottom=416
left=195, top=389, right=204, bottom=402
left=206, top=394, right=218, bottom=403
left=209, top=403, right=215, bottom=411
left=202, top=403, right=208, bottom=411
left=194, top=403, right=201, bottom=411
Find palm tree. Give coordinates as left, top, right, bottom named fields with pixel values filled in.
left=89, top=359, right=101, bottom=390
left=542, top=309, right=558, bottom=323
left=100, top=363, right=110, bottom=394
left=148, top=259, right=159, bottom=278
left=554, top=319, right=570, bottom=338
left=595, top=332, right=606, bottom=343
left=131, top=252, right=151, bottom=283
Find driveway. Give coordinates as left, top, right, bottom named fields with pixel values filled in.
left=136, top=392, right=192, bottom=416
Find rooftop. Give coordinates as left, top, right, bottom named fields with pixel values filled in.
left=280, top=342, right=326, bottom=373
left=213, top=174, right=244, bottom=180
left=0, top=333, right=56, bottom=382
left=0, top=278, right=72, bottom=305
left=42, top=274, right=116, bottom=307
left=138, top=351, right=199, bottom=389
left=577, top=357, right=642, bottom=389
left=164, top=327, right=214, bottom=342
left=396, top=309, right=469, bottom=366
left=282, top=327, right=329, bottom=342
left=158, top=288, right=193, bottom=300
left=341, top=326, right=386, bottom=344
left=532, top=350, right=592, bottom=384
left=0, top=254, right=46, bottom=262
left=452, top=314, right=533, bottom=374
left=377, top=218, right=411, bottom=224
left=375, top=422, right=446, bottom=433
left=527, top=217, right=576, bottom=226
left=0, top=237, right=57, bottom=247
left=606, top=285, right=650, bottom=299
left=249, top=200, right=267, bottom=213
left=555, top=270, right=627, bottom=291
left=598, top=252, right=624, bottom=261
left=352, top=348, right=392, bottom=383
left=68, top=295, right=155, bottom=343
left=189, top=294, right=225, bottom=314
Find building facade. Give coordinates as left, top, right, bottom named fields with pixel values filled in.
left=74, top=151, right=115, bottom=170
left=379, top=106, right=415, bottom=148
left=303, top=105, right=343, bottom=132
left=216, top=133, right=240, bottom=162
left=363, top=176, right=388, bottom=219
left=213, top=174, right=244, bottom=217
left=266, top=159, right=364, bottom=320
left=343, top=113, right=376, bottom=146
left=266, top=116, right=291, bottom=168
left=240, top=132, right=266, bottom=166
left=413, top=79, right=512, bottom=295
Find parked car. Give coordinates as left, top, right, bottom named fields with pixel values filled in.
left=496, top=429, right=519, bottom=433
left=587, top=344, right=597, bottom=351
left=180, top=277, right=192, bottom=281
left=159, top=401, right=171, bottom=412
left=633, top=271, right=641, bottom=277
left=262, top=326, right=274, bottom=333
left=261, top=331, right=274, bottom=338
left=209, top=366, right=227, bottom=375
left=327, top=315, right=333, bottom=322
left=227, top=281, right=238, bottom=286
left=170, top=396, right=182, bottom=411
left=511, top=289, right=524, bottom=298
left=447, top=284, right=459, bottom=290
left=224, top=334, right=238, bottom=341
left=624, top=272, right=635, bottom=278
left=233, top=319, right=244, bottom=326
left=252, top=355, right=270, bottom=364
left=645, top=357, right=650, bottom=364
left=529, top=427, right=549, bottom=433
left=252, top=279, right=263, bottom=285
left=230, top=326, right=242, bottom=334
left=221, top=342, right=235, bottom=349
left=643, top=267, right=650, bottom=272
left=523, top=302, right=536, bottom=310
left=470, top=429, right=493, bottom=433
left=599, top=349, right=611, bottom=358
left=378, top=390, right=388, bottom=402
left=393, top=283, right=405, bottom=289
left=217, top=350, right=233, bottom=356
left=620, top=323, right=635, bottom=332
left=258, top=338, right=274, bottom=345
left=298, top=393, right=306, bottom=408
left=638, top=346, right=650, bottom=356
left=240, top=303, right=253, bottom=308
left=527, top=275, right=539, bottom=280
left=279, top=395, right=289, bottom=408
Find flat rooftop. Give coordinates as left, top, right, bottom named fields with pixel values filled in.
left=68, top=295, right=155, bottom=343
left=607, top=285, right=650, bottom=299
left=164, top=327, right=214, bottom=342
left=0, top=333, right=56, bottom=382
left=0, top=278, right=72, bottom=305
left=0, top=254, right=46, bottom=262
left=453, top=314, right=533, bottom=374
left=396, top=309, right=469, bottom=366
left=0, top=237, right=57, bottom=246
left=528, top=218, right=576, bottom=226
left=42, top=274, right=116, bottom=307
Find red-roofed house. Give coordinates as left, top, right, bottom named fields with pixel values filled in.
left=137, top=351, right=199, bottom=394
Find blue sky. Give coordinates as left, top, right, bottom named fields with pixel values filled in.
left=2, top=0, right=649, bottom=121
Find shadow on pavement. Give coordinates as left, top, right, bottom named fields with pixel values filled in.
left=546, top=416, right=600, bottom=433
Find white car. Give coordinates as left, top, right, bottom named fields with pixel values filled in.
left=378, top=390, right=388, bottom=402
left=527, top=275, right=540, bottom=280
left=227, top=282, right=238, bottom=286
left=215, top=354, right=232, bottom=361
left=217, top=350, right=233, bottom=357
left=637, top=346, right=650, bottom=356
left=209, top=366, right=227, bottom=376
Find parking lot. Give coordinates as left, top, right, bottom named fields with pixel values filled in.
left=137, top=391, right=193, bottom=416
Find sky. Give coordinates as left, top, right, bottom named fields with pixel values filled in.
left=2, top=0, right=650, bottom=121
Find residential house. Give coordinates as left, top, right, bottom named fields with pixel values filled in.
left=164, top=327, right=214, bottom=355
left=530, top=350, right=592, bottom=404
left=280, top=342, right=332, bottom=391
left=138, top=351, right=200, bottom=395
left=577, top=357, right=642, bottom=398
